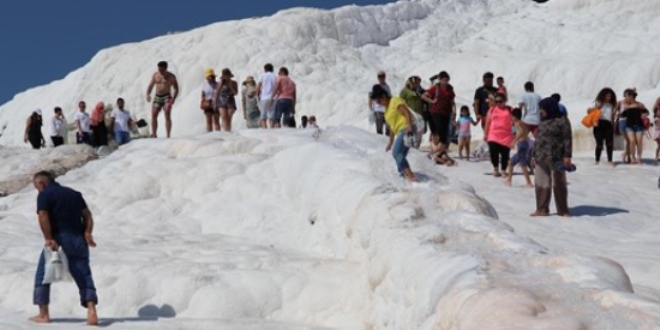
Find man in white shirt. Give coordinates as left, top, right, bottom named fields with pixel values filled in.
left=74, top=101, right=92, bottom=145
left=518, top=81, right=542, bottom=137
left=257, top=63, right=278, bottom=129
left=109, top=98, right=134, bottom=146
left=50, top=107, right=66, bottom=147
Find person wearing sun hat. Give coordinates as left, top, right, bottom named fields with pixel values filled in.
left=24, top=108, right=45, bottom=149
left=241, top=75, right=260, bottom=128
left=200, top=68, right=219, bottom=132
left=212, top=68, right=238, bottom=132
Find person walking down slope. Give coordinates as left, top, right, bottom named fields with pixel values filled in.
left=90, top=102, right=108, bottom=147
left=109, top=98, right=134, bottom=146
left=146, top=61, right=180, bottom=138
left=532, top=97, right=573, bottom=218
left=484, top=93, right=515, bottom=177
left=591, top=88, right=617, bottom=166
left=29, top=171, right=99, bottom=326
left=50, top=107, right=67, bottom=147
left=241, top=76, right=260, bottom=129
left=371, top=85, right=416, bottom=181
left=368, top=71, right=392, bottom=136
left=24, top=109, right=45, bottom=149
left=200, top=69, right=220, bottom=132
left=620, top=89, right=646, bottom=164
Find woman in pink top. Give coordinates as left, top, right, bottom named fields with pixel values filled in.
left=484, top=93, right=514, bottom=177
left=274, top=67, right=296, bottom=128
left=90, top=102, right=108, bottom=147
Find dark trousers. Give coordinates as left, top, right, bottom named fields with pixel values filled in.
left=375, top=112, right=390, bottom=136
left=593, top=120, right=614, bottom=163
left=488, top=142, right=510, bottom=171
left=77, top=132, right=92, bottom=146
left=34, top=233, right=98, bottom=308
left=534, top=160, right=569, bottom=215
left=28, top=135, right=42, bottom=149
left=51, top=136, right=64, bottom=147
left=432, top=113, right=451, bottom=144
left=90, top=122, right=108, bottom=147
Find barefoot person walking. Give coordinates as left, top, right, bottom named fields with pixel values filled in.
left=146, top=61, right=179, bottom=138
left=532, top=98, right=573, bottom=217
left=29, top=171, right=98, bottom=325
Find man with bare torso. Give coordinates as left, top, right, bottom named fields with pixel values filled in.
left=146, top=61, right=179, bottom=138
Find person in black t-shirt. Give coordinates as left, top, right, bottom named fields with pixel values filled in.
left=474, top=72, right=498, bottom=130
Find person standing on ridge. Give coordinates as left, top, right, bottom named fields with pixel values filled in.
left=50, top=107, right=66, bottom=147
left=25, top=109, right=45, bottom=149
left=241, top=76, right=260, bottom=129
left=274, top=67, right=297, bottom=128
left=213, top=68, right=238, bottom=132
left=29, top=171, right=98, bottom=326
left=146, top=61, right=179, bottom=138
left=474, top=72, right=498, bottom=130
left=90, top=102, right=108, bottom=147
left=368, top=70, right=392, bottom=135
left=258, top=63, right=278, bottom=129
left=74, top=101, right=92, bottom=145
left=200, top=69, right=219, bottom=132
left=518, top=81, right=542, bottom=137
left=109, top=98, right=134, bottom=146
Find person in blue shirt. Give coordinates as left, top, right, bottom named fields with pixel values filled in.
left=551, top=93, right=568, bottom=116
left=30, top=171, right=98, bottom=326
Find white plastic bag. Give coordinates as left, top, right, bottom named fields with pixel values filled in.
left=42, top=247, right=72, bottom=285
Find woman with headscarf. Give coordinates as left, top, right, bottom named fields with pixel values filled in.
left=242, top=76, right=260, bottom=129
left=400, top=76, right=425, bottom=148
left=371, top=84, right=416, bottom=182
left=532, top=97, right=573, bottom=217
left=24, top=109, right=45, bottom=149
left=90, top=102, right=108, bottom=147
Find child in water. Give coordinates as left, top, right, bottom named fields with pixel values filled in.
left=503, top=108, right=534, bottom=188
left=429, top=133, right=456, bottom=166
left=456, top=105, right=479, bottom=160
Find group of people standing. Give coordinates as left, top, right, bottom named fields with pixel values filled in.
left=199, top=63, right=318, bottom=132
left=369, top=70, right=574, bottom=217
left=588, top=88, right=660, bottom=165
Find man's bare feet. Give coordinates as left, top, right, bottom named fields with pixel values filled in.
left=503, top=179, right=512, bottom=187
left=87, top=302, right=98, bottom=326
left=608, top=162, right=615, bottom=168
left=150, top=134, right=157, bottom=138
left=523, top=183, right=534, bottom=188
left=28, top=315, right=50, bottom=324
left=530, top=211, right=550, bottom=217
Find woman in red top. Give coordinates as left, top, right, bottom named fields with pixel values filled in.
left=422, top=71, right=456, bottom=151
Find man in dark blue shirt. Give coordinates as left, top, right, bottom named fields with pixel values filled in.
left=474, top=72, right=498, bottom=130
left=30, top=171, right=98, bottom=326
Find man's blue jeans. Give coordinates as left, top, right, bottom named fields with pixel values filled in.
left=392, top=131, right=410, bottom=174
left=34, top=233, right=98, bottom=308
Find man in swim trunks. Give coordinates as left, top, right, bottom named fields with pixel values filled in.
left=146, top=61, right=179, bottom=138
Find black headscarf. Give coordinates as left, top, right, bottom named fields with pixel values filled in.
left=539, top=97, right=561, bottom=121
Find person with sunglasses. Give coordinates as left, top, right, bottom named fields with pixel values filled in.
left=484, top=93, right=514, bottom=177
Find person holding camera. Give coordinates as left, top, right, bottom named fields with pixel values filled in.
left=371, top=84, right=416, bottom=182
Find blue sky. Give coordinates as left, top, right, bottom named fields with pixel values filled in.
left=0, top=0, right=389, bottom=105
